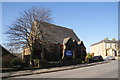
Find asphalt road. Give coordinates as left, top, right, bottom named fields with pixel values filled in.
left=14, top=60, right=118, bottom=78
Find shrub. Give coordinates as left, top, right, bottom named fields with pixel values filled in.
left=85, top=53, right=93, bottom=63
left=86, top=53, right=92, bottom=59
left=9, top=58, right=25, bottom=68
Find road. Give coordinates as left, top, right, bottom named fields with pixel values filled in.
left=14, top=60, right=118, bottom=78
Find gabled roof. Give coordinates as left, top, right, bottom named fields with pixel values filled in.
left=73, top=40, right=76, bottom=43
left=63, top=37, right=71, bottom=44
left=78, top=41, right=86, bottom=49
left=91, top=38, right=118, bottom=46
left=78, top=41, right=82, bottom=45
left=0, top=44, right=15, bottom=57
left=73, top=40, right=78, bottom=45
left=34, top=20, right=80, bottom=44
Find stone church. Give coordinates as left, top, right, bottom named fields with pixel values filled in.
left=22, top=20, right=87, bottom=66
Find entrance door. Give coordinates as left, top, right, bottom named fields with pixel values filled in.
left=114, top=50, right=117, bottom=56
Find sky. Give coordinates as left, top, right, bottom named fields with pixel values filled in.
left=1, top=2, right=118, bottom=52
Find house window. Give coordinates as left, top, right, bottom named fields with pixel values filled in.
left=115, top=44, right=117, bottom=49
left=110, top=43, right=112, bottom=48
left=105, top=43, right=107, bottom=48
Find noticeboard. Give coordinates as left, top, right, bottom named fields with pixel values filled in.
left=65, top=50, right=73, bottom=56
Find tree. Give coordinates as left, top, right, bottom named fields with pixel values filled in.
left=3, top=42, right=20, bottom=54
left=6, top=6, right=53, bottom=66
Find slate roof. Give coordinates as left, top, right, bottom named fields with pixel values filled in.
left=0, top=44, right=15, bottom=57
left=91, top=38, right=118, bottom=46
left=35, top=20, right=80, bottom=44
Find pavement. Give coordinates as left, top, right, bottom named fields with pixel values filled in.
left=20, top=60, right=118, bottom=78
left=2, top=61, right=109, bottom=79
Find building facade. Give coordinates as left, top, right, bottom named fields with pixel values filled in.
left=22, top=20, right=87, bottom=66
left=90, top=38, right=118, bottom=57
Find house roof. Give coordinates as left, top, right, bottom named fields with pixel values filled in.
left=91, top=38, right=118, bottom=46
left=78, top=41, right=86, bottom=49
left=34, top=20, right=80, bottom=44
left=63, top=37, right=71, bottom=44
left=0, top=44, right=15, bottom=57
left=78, top=41, right=82, bottom=45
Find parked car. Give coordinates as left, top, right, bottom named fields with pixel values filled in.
left=103, top=56, right=115, bottom=61
left=92, top=56, right=104, bottom=62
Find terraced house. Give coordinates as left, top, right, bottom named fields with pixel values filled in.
left=90, top=38, right=119, bottom=57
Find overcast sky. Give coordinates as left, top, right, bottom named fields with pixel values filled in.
left=1, top=2, right=118, bottom=52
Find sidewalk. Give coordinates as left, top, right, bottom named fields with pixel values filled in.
left=2, top=61, right=109, bottom=79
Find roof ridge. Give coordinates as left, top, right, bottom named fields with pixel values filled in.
left=36, top=20, right=73, bottom=31
left=91, top=38, right=118, bottom=46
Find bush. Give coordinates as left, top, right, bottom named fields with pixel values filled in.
left=85, top=53, right=93, bottom=63
left=2, top=54, right=15, bottom=68
left=9, top=58, right=25, bottom=68
left=86, top=53, right=92, bottom=58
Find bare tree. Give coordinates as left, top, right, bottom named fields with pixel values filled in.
left=4, top=42, right=20, bottom=54
left=6, top=6, right=53, bottom=66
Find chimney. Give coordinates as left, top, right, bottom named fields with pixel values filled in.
left=112, top=38, right=116, bottom=41
left=105, top=38, right=108, bottom=40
